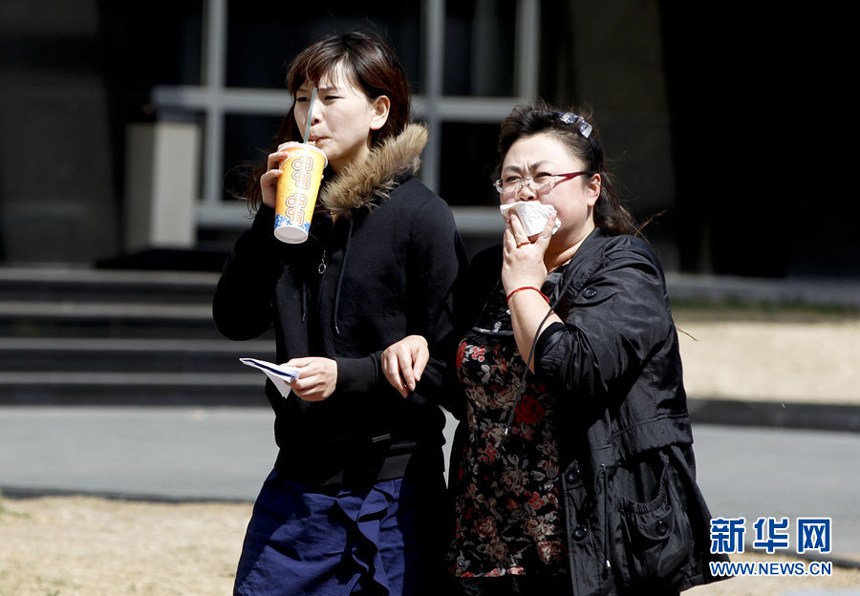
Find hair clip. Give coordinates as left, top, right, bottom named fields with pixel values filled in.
left=557, top=112, right=593, bottom=138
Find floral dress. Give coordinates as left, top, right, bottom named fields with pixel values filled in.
left=449, top=273, right=568, bottom=580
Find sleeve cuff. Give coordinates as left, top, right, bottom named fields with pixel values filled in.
left=333, top=354, right=380, bottom=396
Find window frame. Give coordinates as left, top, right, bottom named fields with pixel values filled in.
left=150, top=0, right=541, bottom=234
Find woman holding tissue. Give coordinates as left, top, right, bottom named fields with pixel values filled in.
left=213, top=30, right=466, bottom=596
left=383, top=103, right=728, bottom=595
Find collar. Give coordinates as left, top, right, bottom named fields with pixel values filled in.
left=557, top=226, right=613, bottom=294
left=318, top=123, right=428, bottom=219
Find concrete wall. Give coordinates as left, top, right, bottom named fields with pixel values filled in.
left=556, top=1, right=679, bottom=269
left=2, top=1, right=857, bottom=278
left=0, top=0, right=119, bottom=264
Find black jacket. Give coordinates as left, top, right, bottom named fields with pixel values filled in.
left=213, top=124, right=467, bottom=487
left=460, top=227, right=728, bottom=594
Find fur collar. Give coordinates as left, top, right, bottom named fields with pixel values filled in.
left=318, top=123, right=428, bottom=219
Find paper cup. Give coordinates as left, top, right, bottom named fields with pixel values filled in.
left=274, top=142, right=327, bottom=243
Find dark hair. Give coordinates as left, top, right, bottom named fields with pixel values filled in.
left=497, top=102, right=637, bottom=235
left=245, top=30, right=412, bottom=209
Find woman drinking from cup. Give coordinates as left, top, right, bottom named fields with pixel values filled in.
left=214, top=30, right=466, bottom=596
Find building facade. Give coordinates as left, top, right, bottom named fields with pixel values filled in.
left=1, top=0, right=856, bottom=278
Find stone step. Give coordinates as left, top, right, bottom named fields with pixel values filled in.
left=0, top=267, right=279, bottom=405
left=0, top=301, right=230, bottom=340
left=0, top=338, right=274, bottom=373
left=0, top=371, right=270, bottom=406
left=0, top=267, right=220, bottom=304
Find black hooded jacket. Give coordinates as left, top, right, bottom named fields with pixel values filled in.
left=213, top=124, right=467, bottom=487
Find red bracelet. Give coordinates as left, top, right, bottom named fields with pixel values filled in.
left=506, top=286, right=549, bottom=304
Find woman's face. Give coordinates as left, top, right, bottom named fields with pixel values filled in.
left=500, top=132, right=600, bottom=247
left=294, top=66, right=390, bottom=173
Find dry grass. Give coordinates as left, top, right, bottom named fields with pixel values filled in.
left=0, top=495, right=250, bottom=596
left=2, top=495, right=859, bottom=596
left=674, top=308, right=860, bottom=404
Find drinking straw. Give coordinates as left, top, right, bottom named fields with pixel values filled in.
left=304, top=87, right=317, bottom=142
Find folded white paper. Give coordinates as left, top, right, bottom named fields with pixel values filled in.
left=499, top=201, right=561, bottom=236
left=240, top=358, right=300, bottom=398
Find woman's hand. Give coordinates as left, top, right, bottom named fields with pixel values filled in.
left=501, top=209, right=555, bottom=295
left=381, top=335, right=429, bottom=398
left=283, top=356, right=337, bottom=401
left=259, top=143, right=294, bottom=209
left=501, top=211, right=562, bottom=372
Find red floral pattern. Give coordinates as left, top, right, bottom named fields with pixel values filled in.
left=449, top=288, right=568, bottom=579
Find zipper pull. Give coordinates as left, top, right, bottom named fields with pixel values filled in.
left=318, top=249, right=327, bottom=275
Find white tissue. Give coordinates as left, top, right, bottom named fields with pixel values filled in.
left=499, top=202, right=561, bottom=236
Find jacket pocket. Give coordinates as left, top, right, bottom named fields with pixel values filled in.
left=614, top=454, right=694, bottom=586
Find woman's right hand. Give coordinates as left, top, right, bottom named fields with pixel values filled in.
left=501, top=209, right=553, bottom=295
left=381, top=335, right=430, bottom=398
left=259, top=144, right=291, bottom=209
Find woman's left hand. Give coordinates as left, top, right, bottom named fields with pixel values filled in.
left=501, top=210, right=555, bottom=294
left=282, top=356, right=338, bottom=401
left=381, top=335, right=429, bottom=398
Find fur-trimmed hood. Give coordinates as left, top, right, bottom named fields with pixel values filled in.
left=318, top=123, right=428, bottom=219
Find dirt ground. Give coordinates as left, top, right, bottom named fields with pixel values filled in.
left=0, top=496, right=246, bottom=596
left=2, top=496, right=859, bottom=596
left=1, top=307, right=859, bottom=595
left=674, top=307, right=860, bottom=405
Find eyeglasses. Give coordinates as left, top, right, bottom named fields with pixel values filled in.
left=494, top=171, right=590, bottom=197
